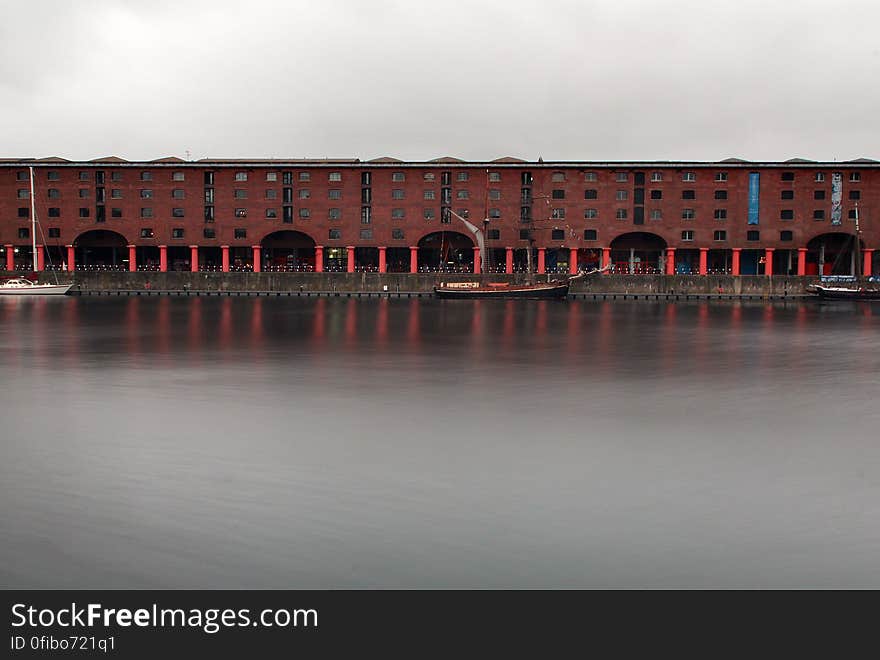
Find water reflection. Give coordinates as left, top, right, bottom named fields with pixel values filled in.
left=2, top=296, right=880, bottom=588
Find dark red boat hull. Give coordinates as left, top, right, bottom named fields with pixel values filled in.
left=434, top=282, right=570, bottom=299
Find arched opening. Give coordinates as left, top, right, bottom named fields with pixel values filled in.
left=261, top=231, right=317, bottom=272
left=73, top=230, right=129, bottom=271
left=610, top=232, right=667, bottom=274
left=806, top=233, right=864, bottom=276
left=417, top=231, right=474, bottom=273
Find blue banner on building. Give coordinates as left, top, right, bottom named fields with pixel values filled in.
left=830, top=172, right=843, bottom=225
left=748, top=172, right=760, bottom=224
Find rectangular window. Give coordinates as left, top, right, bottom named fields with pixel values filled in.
left=489, top=208, right=501, bottom=218
left=456, top=171, right=469, bottom=182
left=714, top=209, right=727, bottom=219
left=488, top=172, right=501, bottom=182
left=328, top=229, right=341, bottom=239
left=204, top=189, right=215, bottom=203
left=140, top=171, right=152, bottom=181
left=551, top=229, right=565, bottom=240
left=391, top=172, right=405, bottom=182
left=204, top=171, right=214, bottom=185
left=203, top=228, right=215, bottom=239
left=681, top=230, right=694, bottom=241
left=392, top=208, right=405, bottom=219
left=551, top=172, right=565, bottom=182
left=234, top=228, right=247, bottom=239
left=780, top=209, right=794, bottom=220
left=584, top=189, right=598, bottom=200
left=747, top=230, right=760, bottom=241
left=172, top=228, right=185, bottom=238
left=424, top=190, right=435, bottom=200
left=282, top=188, right=292, bottom=203
left=650, top=209, right=662, bottom=220
left=714, top=230, right=727, bottom=241
left=644, top=190, right=660, bottom=201
left=850, top=172, right=861, bottom=182
left=615, top=190, right=628, bottom=201
left=48, top=228, right=61, bottom=238
left=140, top=228, right=154, bottom=238
left=848, top=209, right=858, bottom=219
left=482, top=229, right=498, bottom=240
left=485, top=189, right=500, bottom=201
left=111, top=208, right=122, bottom=218
left=48, top=189, right=60, bottom=199
left=650, top=171, right=663, bottom=182
left=328, top=172, right=342, bottom=182
left=266, top=208, right=277, bottom=218
left=282, top=206, right=293, bottom=223
left=521, top=172, right=533, bottom=185
left=78, top=188, right=89, bottom=198
left=266, top=189, right=277, bottom=200
left=780, top=230, right=793, bottom=241
left=328, top=208, right=341, bottom=220
left=234, top=189, right=248, bottom=199
left=79, top=208, right=89, bottom=218
left=172, top=208, right=185, bottom=217
left=360, top=229, right=373, bottom=240
left=424, top=208, right=435, bottom=219
left=584, top=208, right=598, bottom=219
left=849, top=190, right=861, bottom=200
left=714, top=190, right=727, bottom=200
left=682, top=190, right=695, bottom=199
left=551, top=189, right=565, bottom=200
left=47, top=171, right=59, bottom=181
left=328, top=189, right=342, bottom=200
left=584, top=172, right=597, bottom=182
left=48, top=207, right=60, bottom=217
left=172, top=188, right=185, bottom=199
left=715, top=172, right=728, bottom=182
left=441, top=172, right=452, bottom=185
left=616, top=209, right=628, bottom=220
left=391, top=228, right=404, bottom=239
left=551, top=208, right=565, bottom=219
left=781, top=190, right=794, bottom=200
left=172, top=171, right=185, bottom=181
left=682, top=171, right=695, bottom=182
left=234, top=208, right=247, bottom=218
left=682, top=208, right=695, bottom=220
left=815, top=172, right=825, bottom=182
left=299, top=208, right=310, bottom=218
left=361, top=188, right=372, bottom=204
left=584, top=229, right=598, bottom=240
left=18, top=228, right=29, bottom=239
left=361, top=172, right=371, bottom=186
left=813, top=209, right=825, bottom=220
left=390, top=189, right=405, bottom=200
left=281, top=172, right=292, bottom=184
left=78, top=171, right=90, bottom=181
left=781, top=171, right=795, bottom=181
left=423, top=172, right=435, bottom=181
left=456, top=189, right=469, bottom=200
left=814, top=190, right=826, bottom=200
left=16, top=171, right=27, bottom=181
left=140, top=207, right=152, bottom=218
left=111, top=189, right=122, bottom=199
left=17, top=207, right=28, bottom=218
left=266, top=172, right=278, bottom=182
left=614, top=172, right=628, bottom=182
left=518, top=229, right=529, bottom=240
left=298, top=189, right=310, bottom=199
left=234, top=171, right=248, bottom=181
left=204, top=206, right=214, bottom=222
left=140, top=189, right=153, bottom=198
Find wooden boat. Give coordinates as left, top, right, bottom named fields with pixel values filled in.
left=808, top=284, right=880, bottom=300
left=434, top=279, right=572, bottom=299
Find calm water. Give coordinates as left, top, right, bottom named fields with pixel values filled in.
left=1, top=295, right=880, bottom=588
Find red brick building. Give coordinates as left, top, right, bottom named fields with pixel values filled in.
left=1, top=155, right=877, bottom=276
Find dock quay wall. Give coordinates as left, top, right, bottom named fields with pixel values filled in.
left=3, top=271, right=819, bottom=297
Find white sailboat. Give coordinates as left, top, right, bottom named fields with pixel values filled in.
left=0, top=166, right=72, bottom=295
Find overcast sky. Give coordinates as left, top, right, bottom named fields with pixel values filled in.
left=1, top=0, right=878, bottom=162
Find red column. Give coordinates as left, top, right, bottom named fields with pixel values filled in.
left=568, top=248, right=578, bottom=275
left=378, top=246, right=386, bottom=273
left=864, top=249, right=874, bottom=277
left=797, top=247, right=807, bottom=276
left=731, top=248, right=741, bottom=276
left=159, top=245, right=168, bottom=272
left=602, top=247, right=611, bottom=274
left=665, top=248, right=676, bottom=275
left=4, top=244, right=12, bottom=272
left=537, top=247, right=545, bottom=274
left=221, top=245, right=230, bottom=272
left=698, top=247, right=708, bottom=275
left=346, top=246, right=355, bottom=273
left=764, top=248, right=774, bottom=275
left=66, top=245, right=75, bottom=272
left=409, top=246, right=418, bottom=273
left=472, top=246, right=481, bottom=274
left=504, top=247, right=513, bottom=274
left=34, top=245, right=44, bottom=271
left=252, top=245, right=261, bottom=272
left=190, top=245, right=199, bottom=272
left=314, top=245, right=324, bottom=272
left=127, top=245, right=136, bottom=272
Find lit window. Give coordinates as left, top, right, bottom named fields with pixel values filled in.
left=715, top=172, right=728, bottom=182
left=584, top=172, right=597, bottom=182
left=391, top=172, right=405, bottom=182
left=456, top=171, right=469, bottom=182
left=682, top=171, right=695, bottom=182
left=615, top=172, right=628, bottom=182
left=266, top=172, right=277, bottom=181
left=551, top=208, right=565, bottom=219
left=234, top=171, right=248, bottom=181
left=298, top=172, right=310, bottom=182
left=616, top=190, right=628, bottom=201
left=682, top=208, right=695, bottom=220
left=328, top=172, right=342, bottom=182
left=814, top=172, right=825, bottom=182
left=651, top=172, right=663, bottom=182
left=616, top=208, right=627, bottom=219
left=299, top=208, right=310, bottom=218
left=424, top=190, right=435, bottom=200
left=650, top=209, right=662, bottom=220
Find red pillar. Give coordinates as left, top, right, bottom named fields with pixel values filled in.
left=190, top=245, right=199, bottom=272
left=797, top=247, right=807, bottom=276
left=537, top=247, right=546, bottom=274
left=698, top=247, right=708, bottom=275
left=221, top=245, right=230, bottom=272
left=864, top=249, right=874, bottom=277
left=314, top=245, right=323, bottom=272
left=346, top=246, right=355, bottom=273
left=33, top=246, right=44, bottom=271
left=252, top=245, right=261, bottom=272
left=409, top=246, right=418, bottom=273
left=66, top=245, right=75, bottom=272
left=378, top=246, right=386, bottom=273
left=4, top=244, right=13, bottom=272
left=665, top=248, right=676, bottom=275
left=731, top=248, right=741, bottom=276
left=764, top=248, right=774, bottom=275
left=472, top=246, right=480, bottom=274
left=506, top=247, right=514, bottom=274
left=159, top=245, right=168, bottom=272
left=566, top=248, right=576, bottom=275
left=127, top=245, right=136, bottom=272
left=602, top=247, right=611, bottom=274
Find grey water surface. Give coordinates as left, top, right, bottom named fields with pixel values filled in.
left=1, top=296, right=879, bottom=588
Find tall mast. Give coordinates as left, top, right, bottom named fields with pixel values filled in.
left=854, top=202, right=861, bottom=277
left=29, top=166, right=37, bottom=272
